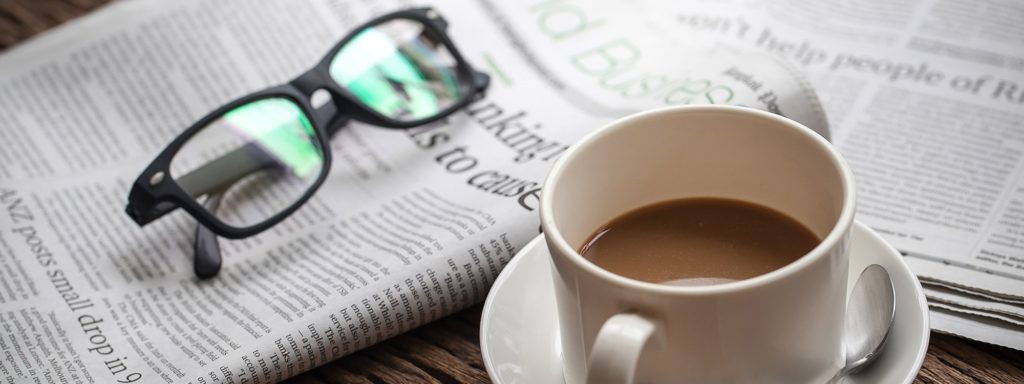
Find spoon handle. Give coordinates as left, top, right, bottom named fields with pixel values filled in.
left=825, top=370, right=850, bottom=384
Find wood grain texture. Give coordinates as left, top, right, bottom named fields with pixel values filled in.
left=4, top=1, right=1023, bottom=383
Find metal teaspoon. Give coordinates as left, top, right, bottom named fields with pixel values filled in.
left=828, top=264, right=896, bottom=383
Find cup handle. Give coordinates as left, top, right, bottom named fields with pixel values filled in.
left=586, top=313, right=660, bottom=384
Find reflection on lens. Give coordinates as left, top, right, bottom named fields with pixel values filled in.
left=170, top=97, right=324, bottom=227
left=329, top=18, right=468, bottom=121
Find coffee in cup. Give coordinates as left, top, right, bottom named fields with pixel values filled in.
left=579, top=197, right=820, bottom=287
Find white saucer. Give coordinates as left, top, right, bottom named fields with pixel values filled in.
left=481, top=221, right=930, bottom=383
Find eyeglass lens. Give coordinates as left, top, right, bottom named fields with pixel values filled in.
left=169, top=97, right=325, bottom=227
left=329, top=18, right=469, bottom=122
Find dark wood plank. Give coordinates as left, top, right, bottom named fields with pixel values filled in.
left=337, top=352, right=442, bottom=384
left=0, top=0, right=109, bottom=49
left=916, top=333, right=1024, bottom=383
left=309, top=363, right=374, bottom=384
left=5, top=1, right=1024, bottom=383
left=285, top=375, right=328, bottom=384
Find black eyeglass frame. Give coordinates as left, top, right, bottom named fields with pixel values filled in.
left=125, top=7, right=490, bottom=239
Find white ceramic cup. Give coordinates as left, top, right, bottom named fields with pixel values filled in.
left=540, top=105, right=856, bottom=384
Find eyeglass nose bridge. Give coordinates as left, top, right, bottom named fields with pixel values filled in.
left=290, top=70, right=332, bottom=97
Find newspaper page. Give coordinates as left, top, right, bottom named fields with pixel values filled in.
left=631, top=0, right=1024, bottom=349
left=0, top=0, right=829, bottom=382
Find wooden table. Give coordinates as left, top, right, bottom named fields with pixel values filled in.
left=4, top=1, right=1023, bottom=383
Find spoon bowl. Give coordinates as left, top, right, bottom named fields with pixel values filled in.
left=831, top=264, right=896, bottom=382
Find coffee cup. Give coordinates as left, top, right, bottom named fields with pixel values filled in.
left=540, top=105, right=856, bottom=383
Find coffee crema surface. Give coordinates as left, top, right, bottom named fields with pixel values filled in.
left=579, top=197, right=820, bottom=286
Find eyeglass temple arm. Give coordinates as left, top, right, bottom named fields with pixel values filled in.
left=194, top=192, right=224, bottom=278
left=180, top=144, right=277, bottom=193
left=125, top=145, right=274, bottom=226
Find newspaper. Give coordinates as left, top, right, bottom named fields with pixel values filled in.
left=630, top=0, right=1024, bottom=350
left=0, top=0, right=829, bottom=382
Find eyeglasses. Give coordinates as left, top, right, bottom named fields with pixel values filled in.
left=125, top=8, right=489, bottom=278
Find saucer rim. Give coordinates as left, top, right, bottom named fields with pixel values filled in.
left=480, top=221, right=930, bottom=384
